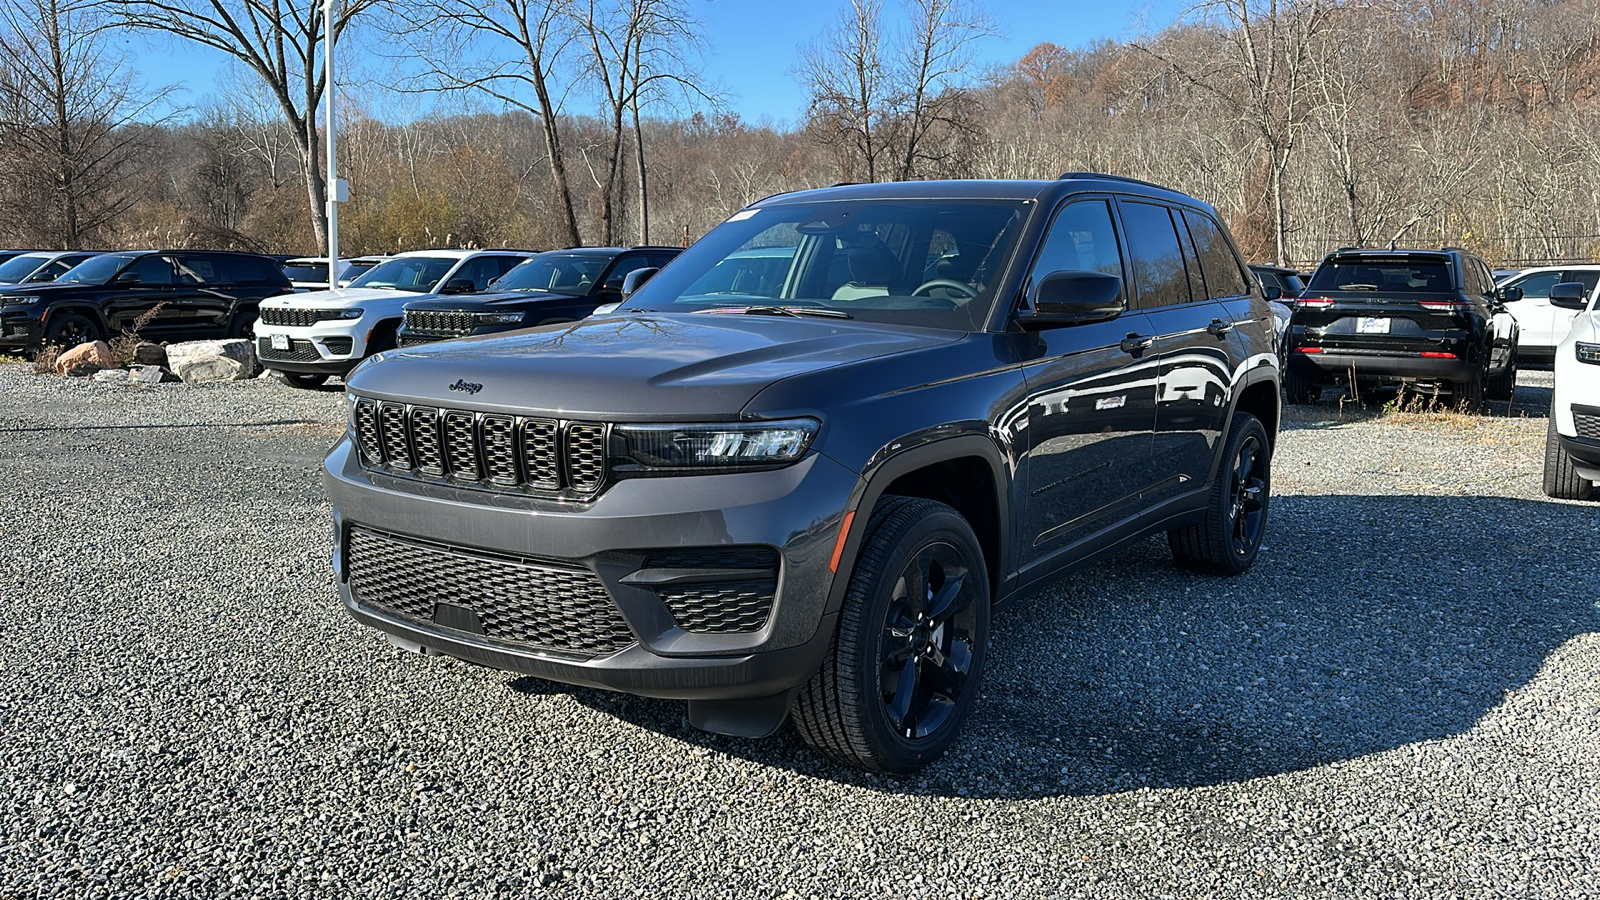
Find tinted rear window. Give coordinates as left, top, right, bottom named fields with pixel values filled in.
left=1308, top=259, right=1453, bottom=293
left=284, top=262, right=329, bottom=281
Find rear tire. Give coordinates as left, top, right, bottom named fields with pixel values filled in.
left=276, top=371, right=328, bottom=389
left=792, top=497, right=990, bottom=774
left=1543, top=415, right=1595, bottom=500
left=1454, top=366, right=1486, bottom=412
left=1283, top=366, right=1318, bottom=404
left=1168, top=412, right=1272, bottom=575
left=1485, top=349, right=1517, bottom=403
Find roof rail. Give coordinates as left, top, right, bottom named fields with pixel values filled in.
left=630, top=244, right=682, bottom=250
left=1057, top=171, right=1168, bottom=190
left=830, top=181, right=863, bottom=188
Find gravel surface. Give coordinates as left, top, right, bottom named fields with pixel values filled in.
left=2, top=365, right=1597, bottom=898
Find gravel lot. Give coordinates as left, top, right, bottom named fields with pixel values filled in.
left=2, top=364, right=1597, bottom=898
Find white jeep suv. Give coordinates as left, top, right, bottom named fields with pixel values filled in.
left=1544, top=280, right=1600, bottom=500
left=254, top=249, right=533, bottom=387
left=1496, top=264, right=1600, bottom=361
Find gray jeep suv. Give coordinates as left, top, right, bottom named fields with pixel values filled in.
left=323, top=175, right=1282, bottom=772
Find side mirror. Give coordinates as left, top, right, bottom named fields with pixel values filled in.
left=114, top=272, right=142, bottom=286
left=1548, top=282, right=1589, bottom=310
left=1016, top=270, right=1124, bottom=330
left=1261, top=284, right=1283, bottom=301
left=620, top=267, right=659, bottom=299
left=440, top=278, right=475, bottom=295
left=1498, top=285, right=1523, bottom=303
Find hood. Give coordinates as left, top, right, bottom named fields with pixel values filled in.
left=405, top=290, right=585, bottom=312
left=347, top=312, right=961, bottom=419
left=0, top=281, right=97, bottom=298
left=261, top=286, right=432, bottom=309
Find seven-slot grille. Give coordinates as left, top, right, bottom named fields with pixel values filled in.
left=351, top=396, right=607, bottom=497
left=347, top=527, right=635, bottom=657
left=405, top=309, right=477, bottom=337
left=260, top=307, right=345, bottom=327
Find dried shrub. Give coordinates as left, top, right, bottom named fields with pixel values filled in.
left=32, top=344, right=60, bottom=374
left=108, top=301, right=166, bottom=367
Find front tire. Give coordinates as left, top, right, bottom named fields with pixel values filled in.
left=792, top=497, right=990, bottom=774
left=1168, top=412, right=1272, bottom=575
left=1543, top=416, right=1595, bottom=500
left=44, top=312, right=102, bottom=349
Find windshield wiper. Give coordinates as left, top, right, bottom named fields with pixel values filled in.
left=700, top=305, right=852, bottom=319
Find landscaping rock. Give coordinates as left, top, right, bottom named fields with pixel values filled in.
left=128, top=366, right=165, bottom=386
left=132, top=341, right=168, bottom=368
left=55, top=341, right=115, bottom=376
left=92, top=369, right=130, bottom=385
left=164, top=339, right=260, bottom=384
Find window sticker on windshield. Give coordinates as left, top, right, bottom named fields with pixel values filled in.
left=726, top=209, right=759, bottom=222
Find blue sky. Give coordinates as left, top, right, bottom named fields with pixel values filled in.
left=128, top=0, right=1184, bottom=125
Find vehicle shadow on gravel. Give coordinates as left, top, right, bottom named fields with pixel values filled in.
left=515, top=492, right=1598, bottom=798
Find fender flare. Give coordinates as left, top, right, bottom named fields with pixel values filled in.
left=41, top=303, right=111, bottom=336
left=823, top=433, right=1012, bottom=616
left=1204, top=360, right=1281, bottom=486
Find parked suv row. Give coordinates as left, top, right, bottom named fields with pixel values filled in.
left=322, top=174, right=1281, bottom=772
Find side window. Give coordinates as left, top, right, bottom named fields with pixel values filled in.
left=1120, top=201, right=1190, bottom=308
left=1027, top=199, right=1124, bottom=306
left=489, top=255, right=524, bottom=279
left=1568, top=270, right=1600, bottom=293
left=1172, top=210, right=1206, bottom=302
left=1182, top=210, right=1250, bottom=298
left=453, top=257, right=501, bottom=291
left=125, top=255, right=174, bottom=286
left=175, top=255, right=221, bottom=284
left=602, top=255, right=655, bottom=291
left=1511, top=271, right=1562, bottom=299
left=648, top=253, right=678, bottom=270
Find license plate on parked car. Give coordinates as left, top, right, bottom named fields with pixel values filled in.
left=1357, top=317, right=1391, bottom=334
left=270, top=333, right=289, bottom=351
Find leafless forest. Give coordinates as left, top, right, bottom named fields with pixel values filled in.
left=2, top=0, right=1599, bottom=267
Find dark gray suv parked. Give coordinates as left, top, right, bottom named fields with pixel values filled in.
left=323, top=175, right=1282, bottom=772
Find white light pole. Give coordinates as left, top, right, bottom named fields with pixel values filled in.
left=323, top=0, right=339, bottom=290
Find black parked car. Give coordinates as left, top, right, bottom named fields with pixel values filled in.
left=1249, top=263, right=1305, bottom=300
left=0, top=250, right=293, bottom=351
left=325, top=174, right=1282, bottom=772
left=397, top=246, right=683, bottom=346
left=1284, top=247, right=1520, bottom=407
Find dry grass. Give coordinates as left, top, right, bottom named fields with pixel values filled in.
left=31, top=344, right=59, bottom=374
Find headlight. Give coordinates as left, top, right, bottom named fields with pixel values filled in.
left=617, top=419, right=819, bottom=469
left=1577, top=341, right=1600, bottom=365
left=477, top=312, right=525, bottom=325
left=0, top=295, right=40, bottom=306
left=334, top=308, right=364, bottom=319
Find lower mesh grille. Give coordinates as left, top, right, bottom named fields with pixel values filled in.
left=258, top=337, right=320, bottom=362
left=643, top=547, right=779, bottom=635
left=398, top=334, right=440, bottom=347
left=347, top=528, right=635, bottom=657
left=1575, top=413, right=1600, bottom=440
left=323, top=336, right=353, bottom=355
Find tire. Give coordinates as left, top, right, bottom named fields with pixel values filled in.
left=1485, top=348, right=1517, bottom=403
left=792, top=497, right=990, bottom=774
left=1282, top=366, right=1319, bottom=404
left=367, top=321, right=398, bottom=354
left=1168, top=412, right=1272, bottom=575
left=1454, top=366, right=1486, bottom=412
left=1543, top=415, right=1595, bottom=500
left=228, top=308, right=258, bottom=339
left=276, top=371, right=328, bottom=389
left=44, top=311, right=102, bottom=349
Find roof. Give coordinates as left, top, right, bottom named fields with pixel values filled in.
left=752, top=175, right=1207, bottom=209
left=392, top=248, right=538, bottom=259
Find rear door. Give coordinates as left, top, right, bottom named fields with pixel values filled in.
left=172, top=253, right=237, bottom=337
left=1019, top=196, right=1158, bottom=564
left=1118, top=200, right=1234, bottom=508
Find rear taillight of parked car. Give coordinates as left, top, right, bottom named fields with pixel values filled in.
left=1296, top=296, right=1334, bottom=309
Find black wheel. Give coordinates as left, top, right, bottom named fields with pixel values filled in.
left=792, top=497, right=990, bottom=774
left=1454, top=365, right=1486, bottom=412
left=1485, top=348, right=1516, bottom=403
left=1543, top=415, right=1595, bottom=500
left=1168, top=412, right=1272, bottom=575
left=1283, top=366, right=1319, bottom=404
left=44, top=312, right=102, bottom=349
left=228, top=308, right=258, bottom=339
left=276, top=371, right=328, bottom=389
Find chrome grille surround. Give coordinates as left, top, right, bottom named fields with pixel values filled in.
left=350, top=396, right=608, bottom=499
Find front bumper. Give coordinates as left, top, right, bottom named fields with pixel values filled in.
left=254, top=317, right=376, bottom=372
left=322, top=438, right=859, bottom=702
left=0, top=307, right=44, bottom=348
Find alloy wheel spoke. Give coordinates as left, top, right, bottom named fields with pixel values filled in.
left=924, top=569, right=968, bottom=624
left=885, top=658, right=920, bottom=724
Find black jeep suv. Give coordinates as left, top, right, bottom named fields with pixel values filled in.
left=0, top=250, right=293, bottom=350
left=323, top=175, right=1281, bottom=772
left=1284, top=247, right=1520, bottom=407
left=397, top=246, right=683, bottom=346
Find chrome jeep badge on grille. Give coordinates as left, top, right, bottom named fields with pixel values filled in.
left=449, top=379, right=483, bottom=395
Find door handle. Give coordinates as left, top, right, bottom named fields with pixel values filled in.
left=1207, top=318, right=1234, bottom=336
left=1119, top=333, right=1154, bottom=354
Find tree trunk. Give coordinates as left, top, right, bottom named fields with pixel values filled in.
left=299, top=117, right=328, bottom=251
left=530, top=69, right=581, bottom=247
left=632, top=97, right=648, bottom=245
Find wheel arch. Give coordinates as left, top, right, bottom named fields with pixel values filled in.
left=43, top=302, right=111, bottom=335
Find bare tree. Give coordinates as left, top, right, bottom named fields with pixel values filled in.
left=799, top=0, right=892, bottom=182
left=0, top=0, right=167, bottom=247
left=893, top=0, right=995, bottom=180
left=104, top=0, right=379, bottom=248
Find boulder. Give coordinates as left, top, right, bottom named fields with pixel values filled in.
left=55, top=341, right=115, bottom=376
left=132, top=341, right=168, bottom=368
left=164, top=339, right=260, bottom=384
left=128, top=365, right=165, bottom=385
left=92, top=368, right=129, bottom=385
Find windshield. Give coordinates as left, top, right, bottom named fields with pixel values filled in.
left=347, top=256, right=456, bottom=292
left=0, top=254, right=50, bottom=282
left=57, top=253, right=137, bottom=285
left=1308, top=259, right=1453, bottom=292
left=495, top=253, right=612, bottom=293
left=343, top=261, right=382, bottom=280
left=284, top=261, right=330, bottom=282
left=619, top=199, right=1029, bottom=331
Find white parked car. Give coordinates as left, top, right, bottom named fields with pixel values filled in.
left=253, top=249, right=534, bottom=388
left=1543, top=281, right=1600, bottom=500
left=1496, top=265, right=1600, bottom=360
